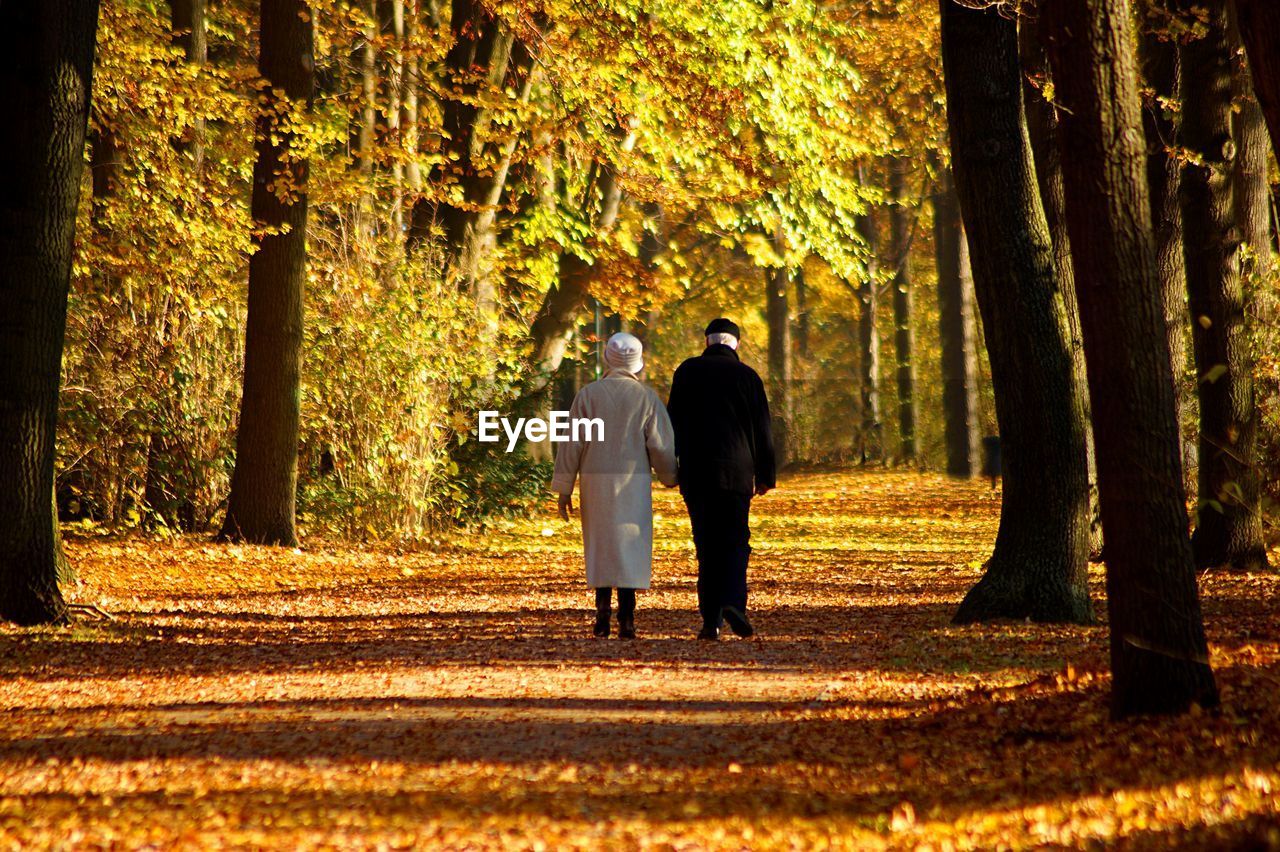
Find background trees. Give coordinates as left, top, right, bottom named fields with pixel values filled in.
left=1, top=0, right=1276, bottom=728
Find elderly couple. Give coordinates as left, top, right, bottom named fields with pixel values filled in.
left=550, top=318, right=776, bottom=641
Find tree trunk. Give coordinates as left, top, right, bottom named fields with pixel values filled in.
left=939, top=0, right=1093, bottom=625
left=1178, top=0, right=1269, bottom=571
left=525, top=151, right=630, bottom=391
left=1041, top=0, right=1218, bottom=717
left=854, top=211, right=883, bottom=465
left=170, top=0, right=207, bottom=166
left=0, top=0, right=100, bottom=625
left=1229, top=11, right=1273, bottom=569
left=147, top=0, right=208, bottom=530
left=931, top=164, right=979, bottom=479
left=1233, top=21, right=1275, bottom=291
left=405, top=0, right=511, bottom=265
left=373, top=0, right=407, bottom=232
left=218, top=0, right=313, bottom=547
left=381, top=0, right=406, bottom=232
left=1139, top=20, right=1192, bottom=475
left=402, top=0, right=422, bottom=198
left=766, top=225, right=792, bottom=465
left=457, top=37, right=541, bottom=322
left=889, top=159, right=918, bottom=464
left=794, top=267, right=810, bottom=359
left=1233, top=0, right=1280, bottom=160
left=356, top=0, right=377, bottom=224
left=1021, top=21, right=1103, bottom=556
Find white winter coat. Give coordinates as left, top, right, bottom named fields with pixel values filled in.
left=549, top=370, right=678, bottom=589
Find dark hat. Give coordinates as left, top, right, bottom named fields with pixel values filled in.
left=704, top=318, right=740, bottom=339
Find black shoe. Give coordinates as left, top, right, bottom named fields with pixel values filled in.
left=698, top=625, right=720, bottom=640
left=593, top=611, right=610, bottom=638
left=618, top=616, right=636, bottom=640
left=722, top=607, right=754, bottom=638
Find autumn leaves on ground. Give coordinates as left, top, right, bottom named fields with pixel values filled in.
left=2, top=471, right=1277, bottom=849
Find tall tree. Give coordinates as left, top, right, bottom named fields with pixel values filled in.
left=218, top=0, right=314, bottom=546
left=1020, top=18, right=1103, bottom=554
left=939, top=0, right=1093, bottom=624
left=889, top=160, right=918, bottom=463
left=1041, top=0, right=1218, bottom=717
left=1232, top=19, right=1275, bottom=297
left=1139, top=12, right=1192, bottom=472
left=931, top=165, right=979, bottom=478
left=406, top=0, right=503, bottom=256
left=380, top=0, right=406, bottom=232
left=401, top=0, right=423, bottom=201
left=0, top=0, right=101, bottom=624
left=526, top=144, right=633, bottom=391
left=406, top=0, right=538, bottom=298
left=354, top=0, right=377, bottom=225
left=766, top=225, right=793, bottom=464
left=145, top=0, right=210, bottom=531
left=794, top=267, right=810, bottom=359
left=854, top=211, right=883, bottom=465
left=1177, top=0, right=1269, bottom=571
left=170, top=0, right=207, bottom=165
left=1233, top=0, right=1280, bottom=159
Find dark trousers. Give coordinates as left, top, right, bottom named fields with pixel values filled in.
left=682, top=489, right=752, bottom=627
left=596, top=587, right=636, bottom=619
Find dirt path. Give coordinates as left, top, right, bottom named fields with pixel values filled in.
left=1, top=472, right=1277, bottom=849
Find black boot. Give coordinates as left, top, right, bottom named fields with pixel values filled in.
left=617, top=588, right=637, bottom=639
left=593, top=588, right=611, bottom=638
left=722, top=606, right=754, bottom=638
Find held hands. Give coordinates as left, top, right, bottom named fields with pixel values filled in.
left=557, top=493, right=574, bottom=521
left=755, top=484, right=772, bottom=497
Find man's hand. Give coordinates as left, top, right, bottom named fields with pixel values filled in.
left=755, top=484, right=772, bottom=497
left=557, top=493, right=574, bottom=521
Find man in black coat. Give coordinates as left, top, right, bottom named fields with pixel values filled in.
left=666, top=318, right=776, bottom=640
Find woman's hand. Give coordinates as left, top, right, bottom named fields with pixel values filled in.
left=557, top=493, right=574, bottom=521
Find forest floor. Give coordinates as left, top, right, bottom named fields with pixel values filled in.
left=2, top=471, right=1279, bottom=850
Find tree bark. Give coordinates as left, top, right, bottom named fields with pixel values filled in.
left=359, top=1, right=377, bottom=183
left=383, top=1, right=406, bottom=231
left=1041, top=0, right=1218, bottom=717
left=406, top=0, right=512, bottom=268
left=525, top=147, right=631, bottom=391
left=0, top=0, right=101, bottom=625
left=218, top=0, right=313, bottom=546
left=402, top=0, right=422, bottom=198
left=939, top=0, right=1093, bottom=625
left=147, top=0, right=208, bottom=530
left=1021, top=20, right=1103, bottom=556
left=854, top=211, right=883, bottom=465
left=1233, top=0, right=1280, bottom=160
left=889, top=160, right=918, bottom=464
left=766, top=225, right=792, bottom=465
left=170, top=0, right=207, bottom=166
left=931, top=164, right=979, bottom=479
left=1229, top=11, right=1273, bottom=569
left=794, top=267, right=810, bottom=359
left=1177, top=0, right=1269, bottom=571
left=1139, top=18, right=1192, bottom=474
left=1232, top=21, right=1275, bottom=291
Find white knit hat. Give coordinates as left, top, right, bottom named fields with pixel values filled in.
left=604, top=332, right=644, bottom=374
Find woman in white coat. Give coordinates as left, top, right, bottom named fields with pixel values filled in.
left=551, top=332, right=678, bottom=638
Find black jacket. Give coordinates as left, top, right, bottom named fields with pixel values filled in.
left=666, top=344, right=776, bottom=494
